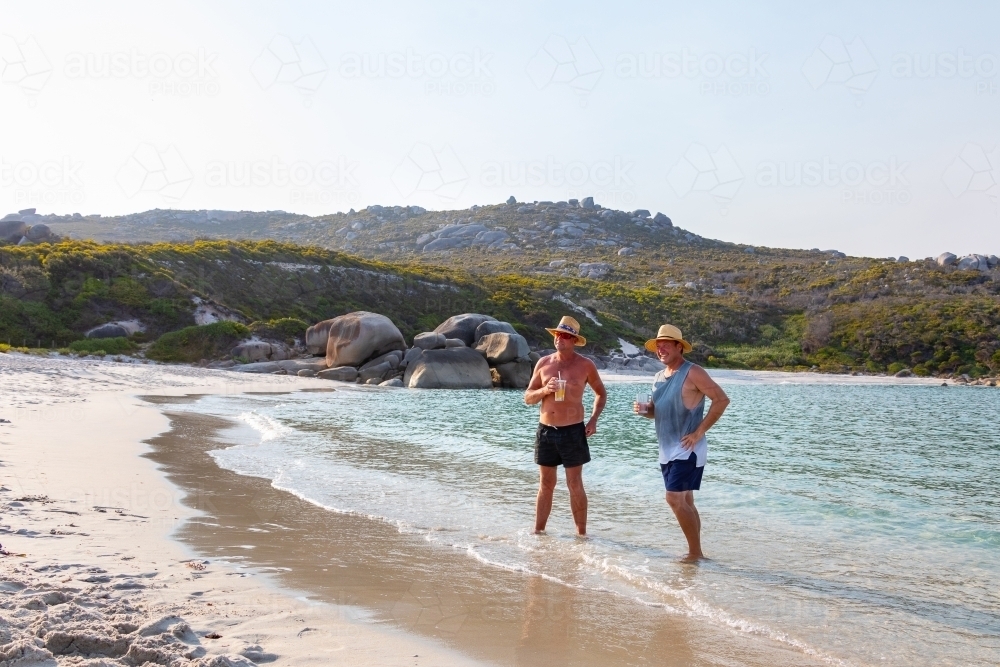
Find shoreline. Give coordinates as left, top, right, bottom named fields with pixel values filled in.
left=1, top=348, right=978, bottom=389
left=0, top=353, right=484, bottom=666
left=0, top=352, right=978, bottom=666
left=144, top=401, right=829, bottom=667
left=0, top=352, right=832, bottom=666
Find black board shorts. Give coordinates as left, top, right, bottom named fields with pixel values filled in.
left=534, top=422, right=591, bottom=468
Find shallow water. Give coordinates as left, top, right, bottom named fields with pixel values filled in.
left=178, top=379, right=1000, bottom=666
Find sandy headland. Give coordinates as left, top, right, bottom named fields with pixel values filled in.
left=0, top=352, right=955, bottom=666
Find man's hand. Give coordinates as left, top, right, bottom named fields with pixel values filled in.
left=524, top=363, right=558, bottom=406
left=680, top=429, right=704, bottom=450
left=585, top=418, right=597, bottom=437
left=633, top=401, right=654, bottom=418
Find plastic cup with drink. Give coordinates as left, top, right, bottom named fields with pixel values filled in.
left=554, top=372, right=567, bottom=402
left=636, top=392, right=651, bottom=414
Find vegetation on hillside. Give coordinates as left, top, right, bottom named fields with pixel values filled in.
left=146, top=321, right=250, bottom=363
left=1, top=234, right=998, bottom=377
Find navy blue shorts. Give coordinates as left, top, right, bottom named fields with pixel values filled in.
left=535, top=422, right=590, bottom=468
left=660, top=452, right=704, bottom=492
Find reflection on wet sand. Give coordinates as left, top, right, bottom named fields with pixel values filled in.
left=142, top=407, right=824, bottom=667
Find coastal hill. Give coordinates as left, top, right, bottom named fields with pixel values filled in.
left=1, top=200, right=999, bottom=378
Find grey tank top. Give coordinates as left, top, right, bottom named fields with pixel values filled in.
left=652, top=361, right=707, bottom=466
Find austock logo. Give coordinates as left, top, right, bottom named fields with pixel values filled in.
left=391, top=581, right=469, bottom=636
left=338, top=48, right=495, bottom=97
left=1, top=156, right=85, bottom=206
left=204, top=156, right=360, bottom=206
left=802, top=35, right=878, bottom=100
left=63, top=48, right=220, bottom=97
left=0, top=34, right=52, bottom=98
left=251, top=35, right=328, bottom=98
left=756, top=157, right=911, bottom=205
left=943, top=143, right=1000, bottom=208
left=116, top=144, right=193, bottom=203
left=615, top=47, right=770, bottom=96
left=667, top=144, right=743, bottom=210
left=391, top=143, right=468, bottom=200
left=526, top=34, right=602, bottom=102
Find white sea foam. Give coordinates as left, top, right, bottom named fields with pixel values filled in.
left=238, top=411, right=292, bottom=442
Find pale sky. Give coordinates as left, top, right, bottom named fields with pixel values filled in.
left=2, top=0, right=998, bottom=258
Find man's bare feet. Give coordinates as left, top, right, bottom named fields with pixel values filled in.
left=533, top=528, right=547, bottom=535
left=679, top=553, right=705, bottom=564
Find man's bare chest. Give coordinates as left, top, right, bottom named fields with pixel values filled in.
left=540, top=360, right=587, bottom=385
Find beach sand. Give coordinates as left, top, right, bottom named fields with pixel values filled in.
left=0, top=353, right=481, bottom=666
left=2, top=352, right=942, bottom=665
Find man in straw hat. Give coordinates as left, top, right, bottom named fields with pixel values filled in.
left=635, top=324, right=730, bottom=562
left=524, top=316, right=607, bottom=536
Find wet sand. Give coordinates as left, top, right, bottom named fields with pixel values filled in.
left=145, top=400, right=828, bottom=667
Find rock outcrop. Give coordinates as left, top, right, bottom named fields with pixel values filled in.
left=495, top=360, right=533, bottom=388
left=956, top=254, right=993, bottom=271
left=403, top=348, right=493, bottom=389
left=317, top=366, right=359, bottom=382
left=473, top=320, right=518, bottom=343
left=25, top=224, right=54, bottom=242
left=0, top=219, right=28, bottom=243
left=305, top=319, right=337, bottom=355
left=937, top=252, right=958, bottom=267
left=359, top=362, right=393, bottom=383
left=276, top=359, right=327, bottom=374
left=231, top=340, right=292, bottom=363
left=324, top=311, right=406, bottom=368
left=578, top=262, right=611, bottom=279
left=433, top=313, right=497, bottom=346
left=233, top=361, right=283, bottom=374
left=360, top=349, right=403, bottom=371
left=938, top=252, right=999, bottom=271
left=412, top=332, right=447, bottom=350
left=475, top=332, right=529, bottom=365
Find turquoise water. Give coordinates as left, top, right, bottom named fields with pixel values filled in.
left=183, top=379, right=1000, bottom=666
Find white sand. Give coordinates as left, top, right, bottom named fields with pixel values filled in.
left=0, top=352, right=482, bottom=667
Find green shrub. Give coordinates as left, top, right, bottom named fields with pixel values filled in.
left=714, top=342, right=804, bottom=369
left=0, top=343, right=8, bottom=353
left=249, top=317, right=308, bottom=341
left=887, top=362, right=905, bottom=374
left=147, top=321, right=250, bottom=362
left=69, top=337, right=139, bottom=355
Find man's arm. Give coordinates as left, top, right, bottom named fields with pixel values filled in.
left=524, top=359, right=555, bottom=405
left=679, top=366, right=730, bottom=449
left=584, top=360, right=607, bottom=436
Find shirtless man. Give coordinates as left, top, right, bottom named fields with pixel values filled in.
left=635, top=324, right=730, bottom=562
left=524, top=316, right=607, bottom=536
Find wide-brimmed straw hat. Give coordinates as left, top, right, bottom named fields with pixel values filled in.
left=645, top=324, right=692, bottom=354
left=545, top=315, right=586, bottom=346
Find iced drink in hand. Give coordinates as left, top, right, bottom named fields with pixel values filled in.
left=554, top=379, right=567, bottom=402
